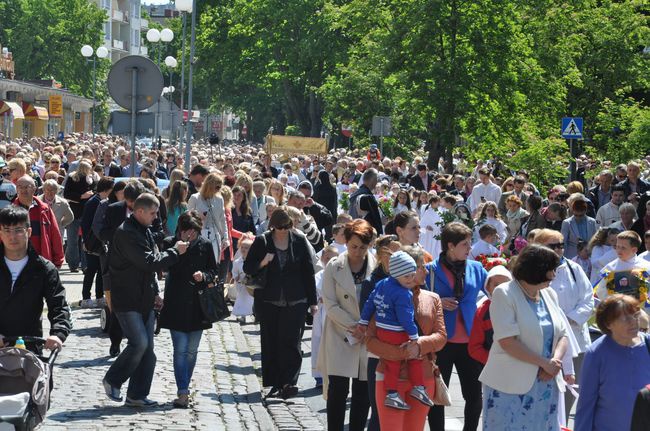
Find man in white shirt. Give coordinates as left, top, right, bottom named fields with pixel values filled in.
left=467, top=168, right=502, bottom=212
left=282, top=163, right=300, bottom=189
left=595, top=185, right=624, bottom=226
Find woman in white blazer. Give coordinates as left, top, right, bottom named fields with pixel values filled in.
left=479, top=244, right=568, bottom=431
left=187, top=173, right=228, bottom=265
left=318, top=219, right=376, bottom=431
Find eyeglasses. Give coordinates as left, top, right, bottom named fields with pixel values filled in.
left=275, top=224, right=292, bottom=230
left=1, top=172, right=9, bottom=178
left=1, top=226, right=28, bottom=236
left=547, top=243, right=564, bottom=250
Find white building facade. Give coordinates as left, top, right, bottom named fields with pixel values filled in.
left=93, top=0, right=149, bottom=63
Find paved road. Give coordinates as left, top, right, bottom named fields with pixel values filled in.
left=36, top=265, right=486, bottom=430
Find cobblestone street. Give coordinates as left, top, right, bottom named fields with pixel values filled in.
left=37, top=267, right=469, bottom=430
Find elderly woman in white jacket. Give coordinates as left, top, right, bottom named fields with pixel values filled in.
left=318, top=219, right=376, bottom=431
left=479, top=244, right=568, bottom=430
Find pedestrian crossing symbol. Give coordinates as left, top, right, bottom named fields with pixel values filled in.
left=561, top=117, right=583, bottom=139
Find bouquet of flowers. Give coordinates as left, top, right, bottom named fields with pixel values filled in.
left=339, top=192, right=350, bottom=211
left=475, top=253, right=510, bottom=271
left=378, top=196, right=393, bottom=219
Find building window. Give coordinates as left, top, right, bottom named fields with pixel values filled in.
left=131, top=1, right=141, bottom=19
left=101, top=0, right=110, bottom=9
left=103, top=22, right=111, bottom=40
left=132, top=29, right=140, bottom=47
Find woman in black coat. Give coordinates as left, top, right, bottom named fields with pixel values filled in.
left=159, top=210, right=219, bottom=408
left=313, top=170, right=338, bottom=239
left=243, top=207, right=318, bottom=400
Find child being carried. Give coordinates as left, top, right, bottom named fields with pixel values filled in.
left=356, top=251, right=434, bottom=410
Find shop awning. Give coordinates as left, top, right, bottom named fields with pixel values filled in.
left=22, top=102, right=49, bottom=121
left=0, top=101, right=25, bottom=120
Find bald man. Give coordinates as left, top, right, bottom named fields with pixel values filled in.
left=12, top=175, right=64, bottom=267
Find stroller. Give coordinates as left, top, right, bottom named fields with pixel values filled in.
left=0, top=337, right=59, bottom=431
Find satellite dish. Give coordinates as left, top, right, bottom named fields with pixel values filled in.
left=107, top=55, right=164, bottom=112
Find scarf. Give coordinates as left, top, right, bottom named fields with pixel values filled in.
left=440, top=252, right=466, bottom=300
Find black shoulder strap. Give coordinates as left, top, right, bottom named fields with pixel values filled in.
left=566, top=259, right=577, bottom=284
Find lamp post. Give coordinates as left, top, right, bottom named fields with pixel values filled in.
left=81, top=44, right=108, bottom=142
left=176, top=0, right=193, bottom=156
left=146, top=28, right=174, bottom=145
left=163, top=56, right=177, bottom=141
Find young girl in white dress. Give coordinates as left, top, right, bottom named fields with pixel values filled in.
left=231, top=236, right=255, bottom=323
left=420, top=195, right=443, bottom=259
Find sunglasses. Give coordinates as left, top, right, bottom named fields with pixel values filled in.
left=547, top=243, right=564, bottom=250
left=275, top=224, right=292, bottom=230
left=640, top=328, right=648, bottom=333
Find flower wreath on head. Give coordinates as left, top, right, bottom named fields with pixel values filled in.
left=598, top=269, right=650, bottom=306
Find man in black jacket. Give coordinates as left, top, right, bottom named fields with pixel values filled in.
left=0, top=206, right=71, bottom=351
left=410, top=163, right=435, bottom=191
left=103, top=193, right=188, bottom=406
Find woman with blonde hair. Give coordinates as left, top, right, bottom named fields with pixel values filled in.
left=235, top=173, right=259, bottom=225
left=163, top=168, right=186, bottom=200
left=501, top=176, right=515, bottom=193
left=63, top=159, right=96, bottom=272
left=187, top=173, right=228, bottom=266
left=267, top=179, right=286, bottom=205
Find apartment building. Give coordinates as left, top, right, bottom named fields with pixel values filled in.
left=92, top=0, right=149, bottom=63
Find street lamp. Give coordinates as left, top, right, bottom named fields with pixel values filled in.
left=176, top=0, right=195, bottom=172
left=163, top=56, right=177, bottom=141
left=176, top=0, right=193, bottom=159
left=81, top=44, right=108, bottom=142
left=146, top=28, right=174, bottom=144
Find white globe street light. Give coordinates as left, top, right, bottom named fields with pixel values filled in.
left=81, top=44, right=109, bottom=141
left=176, top=0, right=193, bottom=13
left=96, top=46, right=108, bottom=58
left=80, top=45, right=93, bottom=57
left=146, top=28, right=161, bottom=43
left=165, top=56, right=178, bottom=68
left=160, top=28, right=174, bottom=43
left=168, top=86, right=175, bottom=93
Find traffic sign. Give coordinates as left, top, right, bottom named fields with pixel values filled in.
left=561, top=117, right=583, bottom=139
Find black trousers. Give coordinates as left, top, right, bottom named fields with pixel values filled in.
left=82, top=253, right=103, bottom=300
left=258, top=301, right=306, bottom=388
left=428, top=342, right=483, bottom=431
left=366, top=357, right=380, bottom=431
left=327, top=375, right=369, bottom=431
left=217, top=247, right=232, bottom=287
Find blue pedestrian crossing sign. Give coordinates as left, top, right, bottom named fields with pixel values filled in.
left=561, top=117, right=583, bottom=139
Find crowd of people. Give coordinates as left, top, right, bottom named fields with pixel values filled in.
left=0, top=132, right=649, bottom=430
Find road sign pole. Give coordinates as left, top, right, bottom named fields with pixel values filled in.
left=380, top=117, right=384, bottom=155
left=130, top=67, right=138, bottom=178
left=569, top=139, right=576, bottom=181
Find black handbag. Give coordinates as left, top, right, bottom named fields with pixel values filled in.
left=197, top=280, right=230, bottom=323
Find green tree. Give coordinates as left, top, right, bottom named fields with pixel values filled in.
left=6, top=0, right=107, bottom=97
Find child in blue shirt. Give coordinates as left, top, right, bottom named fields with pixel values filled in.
left=358, top=251, right=434, bottom=410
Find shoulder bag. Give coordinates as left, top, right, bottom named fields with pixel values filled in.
left=198, top=277, right=230, bottom=323
left=415, top=312, right=451, bottom=406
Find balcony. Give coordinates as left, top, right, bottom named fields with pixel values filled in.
left=112, top=39, right=125, bottom=51
left=140, top=46, right=148, bottom=56
left=111, top=9, right=123, bottom=21
left=140, top=19, right=149, bottom=29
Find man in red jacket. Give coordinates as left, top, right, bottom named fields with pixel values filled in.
left=12, top=175, right=64, bottom=268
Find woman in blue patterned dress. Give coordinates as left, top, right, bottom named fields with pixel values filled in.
left=479, top=244, right=569, bottom=430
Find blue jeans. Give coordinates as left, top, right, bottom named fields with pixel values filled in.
left=170, top=330, right=203, bottom=395
left=104, top=310, right=156, bottom=400
left=65, top=219, right=82, bottom=270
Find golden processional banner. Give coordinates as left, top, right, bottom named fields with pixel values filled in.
left=266, top=134, right=328, bottom=155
